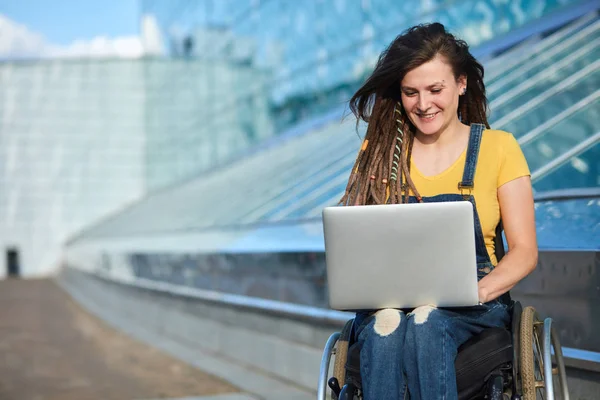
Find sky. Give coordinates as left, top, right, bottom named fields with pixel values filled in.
left=0, top=0, right=147, bottom=59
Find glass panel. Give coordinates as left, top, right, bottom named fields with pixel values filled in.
left=226, top=146, right=353, bottom=224
left=218, top=126, right=357, bottom=225
left=305, top=187, right=347, bottom=218
left=493, top=69, right=600, bottom=136
left=533, top=142, right=600, bottom=192
left=280, top=177, right=351, bottom=220
left=490, top=45, right=600, bottom=119
left=263, top=159, right=355, bottom=221
left=0, top=61, right=146, bottom=271
left=522, top=99, right=600, bottom=172
left=487, top=24, right=600, bottom=98
left=485, top=17, right=600, bottom=84
left=136, top=0, right=584, bottom=191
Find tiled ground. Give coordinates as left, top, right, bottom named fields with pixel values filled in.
left=0, top=278, right=240, bottom=400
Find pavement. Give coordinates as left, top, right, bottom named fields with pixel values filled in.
left=0, top=278, right=244, bottom=400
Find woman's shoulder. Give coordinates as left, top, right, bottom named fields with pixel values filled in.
left=481, top=128, right=516, bottom=143
left=480, top=128, right=520, bottom=152
left=480, top=128, right=530, bottom=183
left=477, top=128, right=524, bottom=168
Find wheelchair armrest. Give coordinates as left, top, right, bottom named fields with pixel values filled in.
left=494, top=222, right=506, bottom=262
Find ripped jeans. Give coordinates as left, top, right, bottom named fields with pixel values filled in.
left=354, top=301, right=510, bottom=400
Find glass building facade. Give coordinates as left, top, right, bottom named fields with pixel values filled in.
left=0, top=60, right=146, bottom=276
left=142, top=60, right=273, bottom=189
left=141, top=0, right=589, bottom=189
left=1, top=0, right=598, bottom=278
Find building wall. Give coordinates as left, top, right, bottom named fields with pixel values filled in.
left=143, top=59, right=273, bottom=190
left=139, top=0, right=585, bottom=188
left=0, top=0, right=588, bottom=275
left=0, top=60, right=146, bottom=277
left=0, top=57, right=272, bottom=276
left=143, top=0, right=584, bottom=124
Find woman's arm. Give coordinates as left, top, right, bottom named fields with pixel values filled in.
left=478, top=176, right=538, bottom=303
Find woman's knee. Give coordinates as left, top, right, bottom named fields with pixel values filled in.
left=406, top=305, right=449, bottom=337
left=358, top=309, right=407, bottom=363
left=410, top=305, right=438, bottom=326
left=404, top=306, right=453, bottom=364
left=359, top=308, right=406, bottom=339
left=372, top=308, right=404, bottom=336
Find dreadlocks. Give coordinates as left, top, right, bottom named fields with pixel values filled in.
left=339, top=22, right=489, bottom=206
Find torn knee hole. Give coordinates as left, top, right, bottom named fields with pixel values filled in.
left=373, top=309, right=401, bottom=336
left=411, top=305, right=436, bottom=325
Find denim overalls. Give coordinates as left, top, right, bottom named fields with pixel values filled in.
left=354, top=123, right=511, bottom=400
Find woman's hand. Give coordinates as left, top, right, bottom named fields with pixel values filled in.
left=478, top=286, right=490, bottom=304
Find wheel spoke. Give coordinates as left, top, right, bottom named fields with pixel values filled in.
left=534, top=329, right=544, bottom=373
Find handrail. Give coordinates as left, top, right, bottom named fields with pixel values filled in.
left=85, top=268, right=600, bottom=372
left=533, top=187, right=600, bottom=202
left=94, top=270, right=352, bottom=325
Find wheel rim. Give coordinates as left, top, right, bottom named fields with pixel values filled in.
left=520, top=307, right=570, bottom=400
left=520, top=306, right=546, bottom=399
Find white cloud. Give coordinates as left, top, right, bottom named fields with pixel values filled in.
left=0, top=14, right=47, bottom=58
left=49, top=36, right=145, bottom=59
left=0, top=13, right=153, bottom=60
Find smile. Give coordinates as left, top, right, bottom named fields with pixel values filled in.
left=416, top=112, right=439, bottom=121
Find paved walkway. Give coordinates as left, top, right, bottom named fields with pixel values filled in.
left=0, top=278, right=240, bottom=400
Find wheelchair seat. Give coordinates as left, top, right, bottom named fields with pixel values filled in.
left=455, top=327, right=513, bottom=399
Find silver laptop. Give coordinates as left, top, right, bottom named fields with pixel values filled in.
left=322, top=201, right=479, bottom=310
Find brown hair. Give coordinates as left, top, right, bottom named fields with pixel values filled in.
left=339, top=22, right=489, bottom=206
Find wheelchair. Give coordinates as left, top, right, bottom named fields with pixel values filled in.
left=318, top=226, right=570, bottom=400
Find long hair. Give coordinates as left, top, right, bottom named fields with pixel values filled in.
left=339, top=22, right=489, bottom=206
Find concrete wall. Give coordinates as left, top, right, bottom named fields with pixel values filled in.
left=57, top=267, right=600, bottom=400
left=57, top=267, right=346, bottom=400
left=0, top=60, right=146, bottom=277
left=0, top=58, right=273, bottom=277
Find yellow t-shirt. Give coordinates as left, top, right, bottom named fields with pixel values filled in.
left=408, top=129, right=530, bottom=265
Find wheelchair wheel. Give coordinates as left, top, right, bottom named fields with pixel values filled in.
left=520, top=306, right=570, bottom=399
left=318, top=331, right=340, bottom=400
left=318, top=320, right=354, bottom=400
left=333, top=319, right=354, bottom=389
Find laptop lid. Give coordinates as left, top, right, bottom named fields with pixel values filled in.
left=322, top=201, right=479, bottom=311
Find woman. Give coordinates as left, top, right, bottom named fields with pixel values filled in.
left=340, top=23, right=538, bottom=399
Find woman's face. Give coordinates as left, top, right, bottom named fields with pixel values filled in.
left=400, top=55, right=466, bottom=137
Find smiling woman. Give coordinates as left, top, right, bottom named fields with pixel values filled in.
left=340, top=22, right=537, bottom=400
left=401, top=57, right=466, bottom=138
left=401, top=56, right=471, bottom=177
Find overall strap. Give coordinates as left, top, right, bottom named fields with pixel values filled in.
left=458, top=123, right=485, bottom=191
